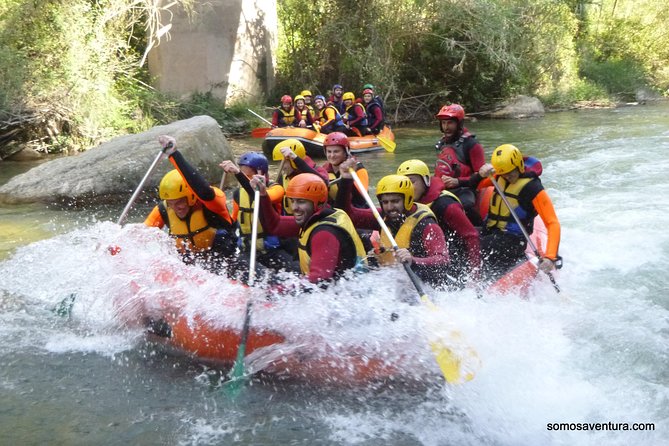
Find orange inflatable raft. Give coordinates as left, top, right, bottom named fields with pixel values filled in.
left=262, top=125, right=395, bottom=159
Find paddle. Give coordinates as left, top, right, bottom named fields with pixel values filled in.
left=247, top=108, right=273, bottom=127
left=224, top=185, right=260, bottom=394
left=376, top=134, right=396, bottom=152
left=488, top=175, right=561, bottom=293
left=251, top=127, right=272, bottom=138
left=117, top=144, right=169, bottom=225
left=349, top=169, right=477, bottom=384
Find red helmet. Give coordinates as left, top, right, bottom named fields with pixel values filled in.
left=324, top=132, right=350, bottom=151
left=286, top=173, right=329, bottom=208
left=435, top=104, right=465, bottom=123
left=281, top=95, right=293, bottom=104
left=362, top=88, right=374, bottom=95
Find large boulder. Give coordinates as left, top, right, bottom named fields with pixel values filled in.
left=490, top=95, right=545, bottom=119
left=0, top=116, right=233, bottom=205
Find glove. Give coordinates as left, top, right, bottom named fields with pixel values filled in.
left=158, top=135, right=177, bottom=156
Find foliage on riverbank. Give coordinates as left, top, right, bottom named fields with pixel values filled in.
left=1, top=0, right=667, bottom=155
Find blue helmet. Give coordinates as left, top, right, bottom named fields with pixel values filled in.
left=314, top=95, right=326, bottom=103
left=333, top=84, right=343, bottom=90
left=238, top=152, right=268, bottom=175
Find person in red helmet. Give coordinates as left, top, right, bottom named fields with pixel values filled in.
left=321, top=132, right=369, bottom=208
left=250, top=173, right=366, bottom=285
left=434, top=103, right=486, bottom=226
left=362, top=88, right=385, bottom=134
left=271, top=95, right=302, bottom=128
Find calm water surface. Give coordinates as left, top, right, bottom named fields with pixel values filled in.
left=1, top=103, right=668, bottom=445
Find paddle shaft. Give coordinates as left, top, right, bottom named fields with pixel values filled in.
left=247, top=108, right=273, bottom=127
left=117, top=149, right=166, bottom=225
left=229, top=188, right=260, bottom=381
left=488, top=175, right=560, bottom=292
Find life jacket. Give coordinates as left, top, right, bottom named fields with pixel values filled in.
left=279, top=173, right=293, bottom=215
left=296, top=106, right=314, bottom=126
left=365, top=99, right=385, bottom=132
left=318, top=104, right=345, bottom=132
left=344, top=103, right=368, bottom=128
left=297, top=208, right=367, bottom=275
left=486, top=176, right=536, bottom=235
left=236, top=186, right=280, bottom=252
left=326, top=162, right=365, bottom=203
left=377, top=203, right=436, bottom=265
left=276, top=106, right=297, bottom=126
left=435, top=131, right=477, bottom=178
left=158, top=200, right=230, bottom=254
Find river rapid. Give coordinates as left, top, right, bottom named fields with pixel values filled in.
left=1, top=103, right=667, bottom=445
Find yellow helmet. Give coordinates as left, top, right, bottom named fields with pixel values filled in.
left=491, top=144, right=525, bottom=175
left=342, top=92, right=355, bottom=102
left=397, top=159, right=431, bottom=187
left=300, top=90, right=313, bottom=97
left=159, top=170, right=197, bottom=206
left=376, top=175, right=414, bottom=211
left=272, top=138, right=307, bottom=168
left=294, top=94, right=305, bottom=102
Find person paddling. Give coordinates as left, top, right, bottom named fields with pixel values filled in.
left=320, top=132, right=369, bottom=208
left=250, top=173, right=366, bottom=285
left=397, top=159, right=481, bottom=284
left=478, top=144, right=562, bottom=281
left=336, top=162, right=451, bottom=288
left=144, top=135, right=238, bottom=274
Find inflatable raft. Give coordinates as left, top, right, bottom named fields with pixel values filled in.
left=262, top=125, right=395, bottom=159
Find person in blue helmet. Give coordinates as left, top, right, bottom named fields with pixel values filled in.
left=313, top=94, right=347, bottom=135
left=220, top=152, right=299, bottom=272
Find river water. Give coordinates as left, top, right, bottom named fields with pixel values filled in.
left=1, top=103, right=668, bottom=445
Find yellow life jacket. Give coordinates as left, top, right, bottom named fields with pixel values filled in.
left=278, top=107, right=297, bottom=126
left=377, top=203, right=436, bottom=265
left=162, top=202, right=217, bottom=254
left=280, top=174, right=293, bottom=215
left=238, top=186, right=269, bottom=252
left=427, top=189, right=461, bottom=207
left=327, top=163, right=365, bottom=203
left=486, top=176, right=533, bottom=231
left=297, top=209, right=366, bottom=275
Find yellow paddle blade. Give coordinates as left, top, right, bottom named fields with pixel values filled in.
left=421, top=295, right=480, bottom=384
left=376, top=135, right=396, bottom=152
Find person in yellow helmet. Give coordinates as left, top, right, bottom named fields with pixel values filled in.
left=397, top=159, right=481, bottom=283
left=478, top=144, right=561, bottom=281
left=300, top=89, right=314, bottom=111
left=294, top=94, right=316, bottom=128
left=144, top=135, right=237, bottom=273
left=341, top=92, right=370, bottom=137
left=336, top=163, right=451, bottom=288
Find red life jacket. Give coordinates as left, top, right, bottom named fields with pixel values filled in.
left=435, top=131, right=477, bottom=178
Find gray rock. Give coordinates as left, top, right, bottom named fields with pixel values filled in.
left=490, top=95, right=545, bottom=119
left=0, top=115, right=233, bottom=205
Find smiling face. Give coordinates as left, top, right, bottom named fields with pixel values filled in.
left=290, top=198, right=316, bottom=226
left=166, top=197, right=191, bottom=219
left=363, top=93, right=372, bottom=104
left=314, top=99, right=325, bottom=110
left=378, top=193, right=406, bottom=221
left=325, top=145, right=348, bottom=167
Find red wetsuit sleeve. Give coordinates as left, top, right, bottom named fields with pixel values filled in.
left=271, top=109, right=280, bottom=127
left=412, top=222, right=449, bottom=267
left=144, top=206, right=164, bottom=228
left=306, top=229, right=341, bottom=283
left=443, top=202, right=481, bottom=274
left=532, top=189, right=561, bottom=260
left=258, top=194, right=300, bottom=237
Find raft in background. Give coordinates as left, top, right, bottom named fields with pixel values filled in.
left=262, top=125, right=395, bottom=159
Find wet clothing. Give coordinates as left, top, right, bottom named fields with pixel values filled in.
left=144, top=151, right=237, bottom=273
left=365, top=99, right=384, bottom=134
left=272, top=106, right=302, bottom=127
left=258, top=198, right=365, bottom=285
left=434, top=127, right=486, bottom=225
left=322, top=161, right=369, bottom=208
left=336, top=178, right=450, bottom=288
left=418, top=176, right=481, bottom=282
left=317, top=104, right=347, bottom=134
left=479, top=173, right=561, bottom=281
